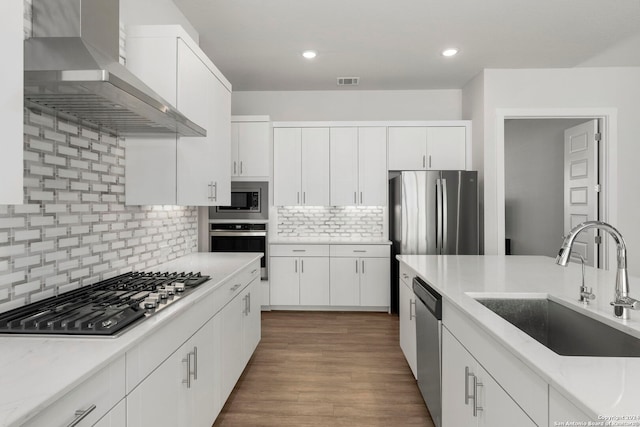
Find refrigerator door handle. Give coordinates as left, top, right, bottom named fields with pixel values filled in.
left=442, top=178, right=448, bottom=254
left=436, top=178, right=443, bottom=254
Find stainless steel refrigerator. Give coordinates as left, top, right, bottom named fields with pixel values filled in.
left=389, top=170, right=479, bottom=313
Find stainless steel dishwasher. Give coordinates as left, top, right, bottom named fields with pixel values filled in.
left=413, top=276, right=442, bottom=427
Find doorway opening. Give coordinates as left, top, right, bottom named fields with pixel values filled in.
left=497, top=108, right=617, bottom=271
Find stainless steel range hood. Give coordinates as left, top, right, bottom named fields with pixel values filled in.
left=24, top=0, right=206, bottom=137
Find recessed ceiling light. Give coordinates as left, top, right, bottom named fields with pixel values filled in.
left=302, top=50, right=317, bottom=59
left=442, top=48, right=459, bottom=57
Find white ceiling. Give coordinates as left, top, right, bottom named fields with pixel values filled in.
left=172, top=0, right=640, bottom=91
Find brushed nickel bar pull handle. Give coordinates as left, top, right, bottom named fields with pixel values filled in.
left=67, top=404, right=96, bottom=427
left=301, top=259, right=304, bottom=273
left=423, top=155, right=426, bottom=168
left=240, top=161, right=243, bottom=175
left=409, top=299, right=415, bottom=320
left=355, top=259, right=358, bottom=273
left=361, top=260, right=365, bottom=274
left=193, top=346, right=198, bottom=380
left=295, top=259, right=298, bottom=273
left=473, top=375, right=483, bottom=417
left=465, top=367, right=473, bottom=405
left=183, top=353, right=192, bottom=389
left=248, top=292, right=251, bottom=314
left=234, top=161, right=237, bottom=175
left=360, top=191, right=363, bottom=204
left=354, top=192, right=357, bottom=203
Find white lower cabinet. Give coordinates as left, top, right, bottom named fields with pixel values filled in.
left=93, top=399, right=126, bottom=427
left=127, top=319, right=218, bottom=427
left=442, top=328, right=536, bottom=427
left=270, top=245, right=330, bottom=307
left=218, top=277, right=262, bottom=404
left=329, top=245, right=390, bottom=308
left=399, top=272, right=417, bottom=378
left=22, top=356, right=125, bottom=427
left=549, top=388, right=595, bottom=425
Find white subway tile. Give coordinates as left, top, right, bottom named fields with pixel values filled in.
left=30, top=241, right=54, bottom=252
left=14, top=229, right=41, bottom=242
left=81, top=128, right=99, bottom=140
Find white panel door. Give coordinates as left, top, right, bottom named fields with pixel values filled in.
left=564, top=120, right=599, bottom=267
left=176, top=40, right=231, bottom=206
left=187, top=320, right=220, bottom=427
left=427, top=127, right=466, bottom=170
left=274, top=128, right=302, bottom=205
left=301, top=128, right=330, bottom=206
left=360, top=258, right=389, bottom=307
left=399, top=280, right=417, bottom=378
left=442, top=328, right=477, bottom=427
left=230, top=122, right=240, bottom=176
left=1, top=0, right=22, bottom=204
left=217, top=293, right=244, bottom=404
left=477, top=364, right=536, bottom=427
left=330, top=127, right=359, bottom=206
left=243, top=278, right=262, bottom=362
left=299, top=257, right=330, bottom=305
left=238, top=121, right=270, bottom=177
left=388, top=127, right=427, bottom=170
left=269, top=257, right=301, bottom=305
left=329, top=258, right=360, bottom=306
left=358, top=127, right=388, bottom=206
left=127, top=347, right=187, bottom=427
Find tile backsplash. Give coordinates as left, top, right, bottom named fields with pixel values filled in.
left=277, top=206, right=384, bottom=240
left=0, top=110, right=198, bottom=312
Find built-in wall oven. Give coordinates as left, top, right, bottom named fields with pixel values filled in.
left=209, top=223, right=268, bottom=280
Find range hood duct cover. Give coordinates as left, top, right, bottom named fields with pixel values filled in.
left=24, top=0, right=206, bottom=137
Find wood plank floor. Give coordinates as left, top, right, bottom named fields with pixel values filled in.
left=213, top=311, right=435, bottom=427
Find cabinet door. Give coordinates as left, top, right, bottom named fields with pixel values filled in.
left=399, top=280, right=417, bottom=378
left=301, top=128, right=330, bottom=206
left=427, top=127, right=466, bottom=170
left=187, top=320, right=220, bottom=427
left=270, top=257, right=301, bottom=305
left=388, top=127, right=427, bottom=170
left=442, top=328, right=477, bottom=427
left=218, top=292, right=245, bottom=405
left=299, top=257, right=330, bottom=305
left=176, top=39, right=231, bottom=206
left=238, top=121, right=270, bottom=177
left=93, top=399, right=126, bottom=427
left=360, top=257, right=389, bottom=307
left=330, top=127, right=359, bottom=206
left=477, top=364, right=536, bottom=427
left=231, top=122, right=240, bottom=176
left=329, top=258, right=360, bottom=306
left=243, top=278, right=262, bottom=363
left=358, top=127, right=387, bottom=206
left=549, top=387, right=595, bottom=425
left=127, top=347, right=188, bottom=427
left=1, top=0, right=23, bottom=204
left=274, top=128, right=302, bottom=205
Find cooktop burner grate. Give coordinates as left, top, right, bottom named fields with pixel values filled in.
left=0, top=271, right=210, bottom=336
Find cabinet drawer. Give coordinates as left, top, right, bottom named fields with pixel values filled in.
left=211, top=260, right=260, bottom=314
left=329, top=244, right=389, bottom=258
left=24, top=356, right=125, bottom=427
left=270, top=244, right=330, bottom=257
left=399, top=262, right=414, bottom=286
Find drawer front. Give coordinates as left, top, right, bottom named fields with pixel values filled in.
left=24, top=356, right=125, bottom=427
left=399, top=262, right=414, bottom=286
left=270, top=244, right=330, bottom=257
left=330, top=244, right=390, bottom=258
left=211, top=260, right=260, bottom=314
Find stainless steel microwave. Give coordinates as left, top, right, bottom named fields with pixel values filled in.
left=209, top=181, right=268, bottom=220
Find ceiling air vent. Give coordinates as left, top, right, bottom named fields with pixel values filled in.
left=337, top=77, right=360, bottom=86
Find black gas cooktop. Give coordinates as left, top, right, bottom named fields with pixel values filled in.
left=0, top=271, right=210, bottom=336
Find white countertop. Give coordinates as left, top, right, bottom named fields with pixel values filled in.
left=0, top=252, right=261, bottom=427
left=398, top=255, right=640, bottom=420
left=270, top=239, right=391, bottom=245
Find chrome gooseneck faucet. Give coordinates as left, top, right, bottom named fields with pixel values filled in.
left=555, top=221, right=640, bottom=320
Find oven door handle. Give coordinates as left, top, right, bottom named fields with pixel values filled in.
left=209, top=231, right=267, bottom=237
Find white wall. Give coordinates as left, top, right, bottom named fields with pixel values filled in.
left=120, top=0, right=199, bottom=43
left=232, top=90, right=462, bottom=121
left=504, top=119, right=587, bottom=257
left=479, top=67, right=640, bottom=275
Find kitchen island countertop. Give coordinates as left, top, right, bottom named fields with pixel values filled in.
left=0, top=252, right=261, bottom=427
left=399, top=254, right=640, bottom=421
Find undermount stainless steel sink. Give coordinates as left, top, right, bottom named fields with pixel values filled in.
left=474, top=297, right=640, bottom=357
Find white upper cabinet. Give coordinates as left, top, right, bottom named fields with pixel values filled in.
left=388, top=125, right=467, bottom=171
left=274, top=127, right=329, bottom=206
left=231, top=117, right=270, bottom=179
left=125, top=25, right=231, bottom=206
left=330, top=127, right=387, bottom=206
left=0, top=1, right=23, bottom=204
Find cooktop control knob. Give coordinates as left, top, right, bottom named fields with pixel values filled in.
left=174, top=282, right=185, bottom=293
left=165, top=285, right=176, bottom=295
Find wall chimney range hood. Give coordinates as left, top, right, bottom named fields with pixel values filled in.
left=24, top=0, right=206, bottom=137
